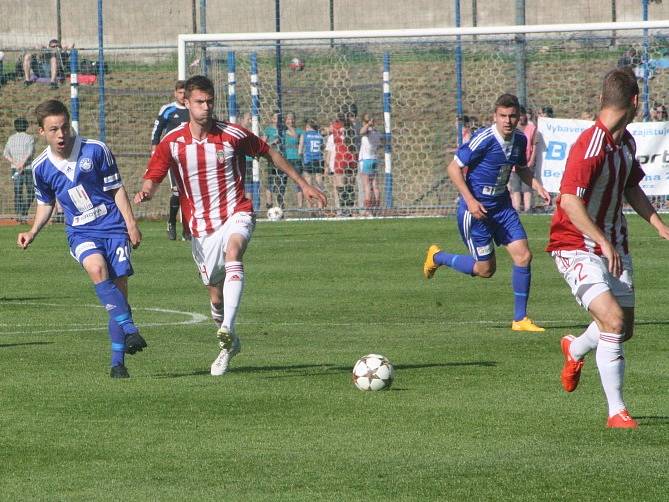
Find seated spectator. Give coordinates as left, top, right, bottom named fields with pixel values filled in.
left=651, top=104, right=668, bottom=122
left=617, top=47, right=640, bottom=69
left=23, top=39, right=72, bottom=89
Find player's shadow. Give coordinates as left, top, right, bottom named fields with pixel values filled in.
left=155, top=360, right=496, bottom=379
left=635, top=416, right=669, bottom=426
left=0, top=341, right=53, bottom=348
left=0, top=295, right=55, bottom=302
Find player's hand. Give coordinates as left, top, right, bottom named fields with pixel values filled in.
left=133, top=191, right=152, bottom=204
left=302, top=184, right=327, bottom=208
left=466, top=199, right=488, bottom=220
left=657, top=224, right=669, bottom=241
left=17, top=231, right=35, bottom=249
left=537, top=186, right=552, bottom=206
left=128, top=226, right=142, bottom=249
left=601, top=240, right=622, bottom=277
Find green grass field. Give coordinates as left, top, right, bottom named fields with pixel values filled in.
left=1, top=216, right=668, bottom=501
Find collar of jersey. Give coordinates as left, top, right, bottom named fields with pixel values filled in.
left=47, top=135, right=82, bottom=176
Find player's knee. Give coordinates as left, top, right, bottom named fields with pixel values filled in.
left=474, top=260, right=495, bottom=278
left=599, top=313, right=625, bottom=335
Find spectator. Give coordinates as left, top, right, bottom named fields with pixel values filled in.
left=323, top=125, right=338, bottom=212
left=650, top=104, right=668, bottom=122
left=330, top=112, right=358, bottom=216
left=262, top=112, right=287, bottom=209
left=283, top=112, right=304, bottom=208
left=299, top=119, right=325, bottom=208
left=508, top=106, right=536, bottom=213
left=617, top=47, right=640, bottom=69
left=3, top=117, right=35, bottom=223
left=23, top=38, right=71, bottom=89
left=358, top=113, right=383, bottom=215
left=240, top=112, right=257, bottom=204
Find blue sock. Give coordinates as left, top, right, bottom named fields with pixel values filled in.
left=434, top=251, right=475, bottom=275
left=109, top=319, right=125, bottom=367
left=512, top=264, right=531, bottom=321
left=94, top=280, right=138, bottom=335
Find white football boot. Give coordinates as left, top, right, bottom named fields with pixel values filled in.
left=210, top=326, right=241, bottom=376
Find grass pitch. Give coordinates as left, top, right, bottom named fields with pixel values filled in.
left=1, top=216, right=668, bottom=501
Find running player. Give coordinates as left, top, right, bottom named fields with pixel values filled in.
left=135, top=75, right=326, bottom=376
left=423, top=93, right=550, bottom=332
left=547, top=68, right=669, bottom=428
left=17, top=99, right=147, bottom=378
left=151, top=80, right=191, bottom=241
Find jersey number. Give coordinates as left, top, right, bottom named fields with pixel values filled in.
left=116, top=245, right=129, bottom=262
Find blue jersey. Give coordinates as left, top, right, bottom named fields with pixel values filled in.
left=302, top=130, right=323, bottom=163
left=32, top=136, right=128, bottom=237
left=455, top=125, right=527, bottom=207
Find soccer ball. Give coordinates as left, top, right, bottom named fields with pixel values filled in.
left=289, top=57, right=305, bottom=71
left=352, top=354, right=395, bottom=391
left=267, top=206, right=284, bottom=221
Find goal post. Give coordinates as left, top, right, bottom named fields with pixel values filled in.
left=177, top=20, right=669, bottom=218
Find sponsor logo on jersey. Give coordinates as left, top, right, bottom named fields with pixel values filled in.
left=216, top=150, right=225, bottom=164
left=79, top=158, right=94, bottom=172
left=105, top=303, right=117, bottom=311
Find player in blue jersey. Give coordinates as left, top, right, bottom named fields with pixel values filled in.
left=423, top=93, right=551, bottom=332
left=151, top=80, right=191, bottom=241
left=17, top=99, right=147, bottom=378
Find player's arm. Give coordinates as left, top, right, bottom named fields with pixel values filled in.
left=17, top=203, right=54, bottom=249
left=559, top=193, right=621, bottom=276
left=264, top=148, right=327, bottom=207
left=516, top=165, right=551, bottom=205
left=135, top=142, right=172, bottom=203
left=624, top=185, right=669, bottom=240
left=446, top=158, right=487, bottom=219
left=113, top=186, right=142, bottom=248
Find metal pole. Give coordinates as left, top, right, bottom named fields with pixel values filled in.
left=515, top=0, right=527, bottom=107
left=611, top=0, right=617, bottom=46
left=56, top=0, right=62, bottom=44
left=383, top=53, right=393, bottom=209
left=642, top=0, right=650, bottom=121
left=200, top=0, right=208, bottom=75
left=329, top=0, right=335, bottom=48
left=192, top=0, right=197, bottom=33
left=97, top=0, right=106, bottom=141
left=472, top=0, right=477, bottom=41
left=275, top=0, right=284, bottom=154
left=227, top=52, right=237, bottom=123
left=250, top=53, right=261, bottom=210
left=454, top=0, right=464, bottom=147
left=70, top=49, right=79, bottom=134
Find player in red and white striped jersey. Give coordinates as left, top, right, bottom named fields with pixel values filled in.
left=134, top=75, right=326, bottom=376
left=547, top=68, right=669, bottom=428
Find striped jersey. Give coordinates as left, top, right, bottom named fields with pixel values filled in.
left=145, top=121, right=269, bottom=237
left=546, top=119, right=645, bottom=254
left=32, top=135, right=127, bottom=237
left=455, top=125, right=528, bottom=207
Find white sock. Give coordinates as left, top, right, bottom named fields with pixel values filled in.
left=210, top=301, right=224, bottom=328
left=570, top=322, right=600, bottom=360
left=596, top=332, right=626, bottom=416
left=222, top=261, right=244, bottom=332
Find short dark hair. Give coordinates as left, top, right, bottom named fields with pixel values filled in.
left=601, top=68, right=639, bottom=110
left=14, top=117, right=29, bottom=132
left=35, top=99, right=70, bottom=128
left=494, top=93, right=520, bottom=112
left=175, top=80, right=186, bottom=90
left=184, top=75, right=215, bottom=98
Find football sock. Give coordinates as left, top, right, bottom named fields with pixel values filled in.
left=168, top=194, right=180, bottom=225
left=109, top=318, right=125, bottom=367
left=596, top=332, right=626, bottom=416
left=433, top=251, right=475, bottom=275
left=511, top=264, right=531, bottom=321
left=210, top=301, right=224, bottom=328
left=570, top=321, right=600, bottom=360
left=222, top=262, right=244, bottom=331
left=94, top=280, right=138, bottom=336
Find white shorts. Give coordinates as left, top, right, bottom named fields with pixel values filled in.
left=552, top=249, right=634, bottom=309
left=191, top=212, right=255, bottom=285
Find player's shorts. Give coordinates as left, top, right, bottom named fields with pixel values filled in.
left=359, top=159, right=378, bottom=175
left=508, top=171, right=533, bottom=193
left=456, top=200, right=527, bottom=261
left=303, top=160, right=324, bottom=174
left=551, top=249, right=634, bottom=309
left=191, top=212, right=255, bottom=286
left=68, top=234, right=133, bottom=279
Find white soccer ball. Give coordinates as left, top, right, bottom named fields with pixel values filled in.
left=267, top=206, right=284, bottom=221
left=352, top=354, right=395, bottom=391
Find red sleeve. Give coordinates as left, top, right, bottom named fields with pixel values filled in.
left=144, top=138, right=174, bottom=182
left=237, top=126, right=270, bottom=157
left=559, top=134, right=602, bottom=198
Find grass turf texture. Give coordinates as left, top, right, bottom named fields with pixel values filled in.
left=1, top=216, right=667, bottom=501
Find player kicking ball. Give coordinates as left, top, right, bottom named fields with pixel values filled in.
left=547, top=68, right=669, bottom=429
left=423, top=93, right=550, bottom=332
left=17, top=99, right=147, bottom=379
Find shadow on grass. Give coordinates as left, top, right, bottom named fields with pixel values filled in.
left=0, top=295, right=55, bottom=302
left=153, top=360, right=497, bottom=379
left=636, top=416, right=669, bottom=425
left=0, top=341, right=53, bottom=348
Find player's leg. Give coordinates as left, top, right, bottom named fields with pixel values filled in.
left=166, top=170, right=179, bottom=240
left=522, top=188, right=533, bottom=213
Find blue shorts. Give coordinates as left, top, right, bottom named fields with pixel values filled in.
left=456, top=199, right=527, bottom=261
left=360, top=159, right=378, bottom=175
left=67, top=234, right=134, bottom=279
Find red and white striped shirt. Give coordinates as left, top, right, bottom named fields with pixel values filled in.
left=547, top=119, right=645, bottom=255
left=145, top=120, right=269, bottom=237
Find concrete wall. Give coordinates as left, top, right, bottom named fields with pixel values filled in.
left=1, top=0, right=668, bottom=49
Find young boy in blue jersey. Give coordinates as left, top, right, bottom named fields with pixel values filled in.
left=423, top=93, right=551, bottom=332
left=17, top=99, right=147, bottom=378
